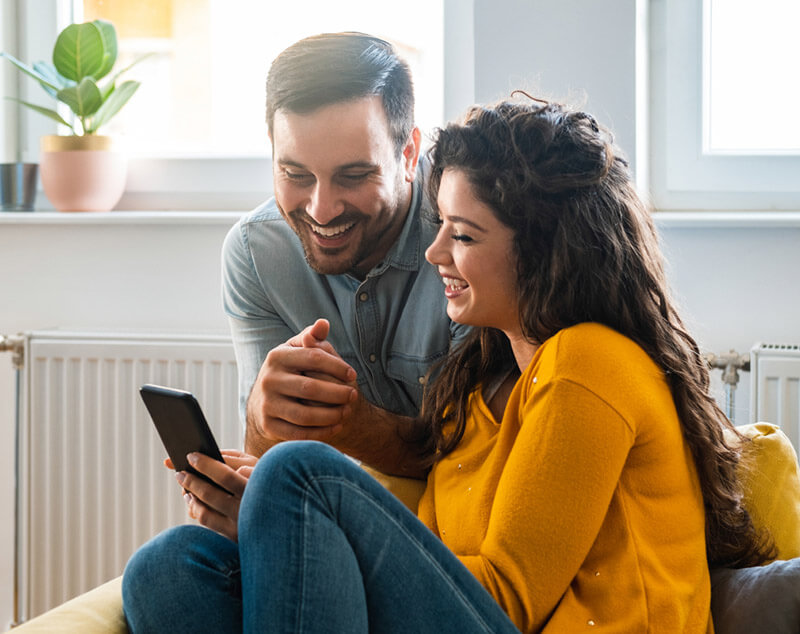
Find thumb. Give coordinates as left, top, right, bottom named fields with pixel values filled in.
left=301, top=318, right=330, bottom=347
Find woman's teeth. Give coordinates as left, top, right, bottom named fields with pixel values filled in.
left=442, top=276, right=467, bottom=291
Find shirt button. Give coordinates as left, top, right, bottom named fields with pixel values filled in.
left=359, top=292, right=369, bottom=302
left=369, top=353, right=377, bottom=363
left=417, top=376, right=426, bottom=385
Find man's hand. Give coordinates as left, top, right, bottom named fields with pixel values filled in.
left=245, top=319, right=358, bottom=454
left=167, top=450, right=256, bottom=542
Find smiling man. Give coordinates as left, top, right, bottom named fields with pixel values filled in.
left=220, top=32, right=464, bottom=482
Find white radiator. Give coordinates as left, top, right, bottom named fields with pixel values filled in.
left=16, top=331, right=242, bottom=621
left=750, top=343, right=800, bottom=452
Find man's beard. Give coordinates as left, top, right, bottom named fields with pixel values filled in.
left=287, top=208, right=371, bottom=275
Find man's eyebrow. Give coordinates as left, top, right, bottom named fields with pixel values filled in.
left=445, top=215, right=488, bottom=232
left=275, top=159, right=379, bottom=171
left=337, top=161, right=380, bottom=172
left=276, top=158, right=306, bottom=169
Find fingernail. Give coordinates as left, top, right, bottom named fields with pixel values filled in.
left=187, top=452, right=198, bottom=465
left=175, top=471, right=186, bottom=484
left=347, top=368, right=357, bottom=382
left=184, top=493, right=192, bottom=504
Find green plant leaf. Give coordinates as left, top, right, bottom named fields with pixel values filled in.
left=32, top=61, right=73, bottom=98
left=0, top=52, right=61, bottom=93
left=57, top=77, right=103, bottom=117
left=85, top=79, right=140, bottom=133
left=91, top=19, right=118, bottom=80
left=9, top=98, right=75, bottom=133
left=53, top=22, right=105, bottom=81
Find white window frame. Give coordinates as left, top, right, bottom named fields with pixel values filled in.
left=14, top=0, right=474, bottom=211
left=649, top=0, right=800, bottom=211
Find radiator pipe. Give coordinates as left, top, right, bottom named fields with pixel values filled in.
left=1, top=334, right=25, bottom=626
left=704, top=350, right=750, bottom=422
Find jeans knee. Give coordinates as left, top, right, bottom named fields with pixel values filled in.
left=249, top=441, right=341, bottom=490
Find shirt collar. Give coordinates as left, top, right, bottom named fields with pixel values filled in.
left=366, top=175, right=426, bottom=277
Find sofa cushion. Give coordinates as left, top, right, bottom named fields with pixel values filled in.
left=8, top=576, right=126, bottom=633
left=711, top=558, right=800, bottom=634
left=727, top=422, right=800, bottom=560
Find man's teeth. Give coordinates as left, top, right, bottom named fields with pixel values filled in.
left=442, top=276, right=467, bottom=291
left=310, top=221, right=355, bottom=238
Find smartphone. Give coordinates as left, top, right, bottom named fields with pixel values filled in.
left=139, top=383, right=230, bottom=492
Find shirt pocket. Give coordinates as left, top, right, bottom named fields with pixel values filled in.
left=386, top=352, right=447, bottom=411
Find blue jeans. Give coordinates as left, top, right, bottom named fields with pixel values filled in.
left=122, top=441, right=519, bottom=633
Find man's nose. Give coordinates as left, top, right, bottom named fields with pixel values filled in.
left=306, top=182, right=344, bottom=225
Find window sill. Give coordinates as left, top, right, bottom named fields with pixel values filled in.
left=0, top=210, right=245, bottom=226
left=653, top=210, right=800, bottom=229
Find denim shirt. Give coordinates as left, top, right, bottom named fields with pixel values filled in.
left=222, top=178, right=466, bottom=428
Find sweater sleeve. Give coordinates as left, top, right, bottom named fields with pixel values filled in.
left=459, top=376, right=636, bottom=631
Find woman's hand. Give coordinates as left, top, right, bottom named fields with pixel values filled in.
left=167, top=450, right=257, bottom=542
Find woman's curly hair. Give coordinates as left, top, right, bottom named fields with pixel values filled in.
left=420, top=98, right=775, bottom=568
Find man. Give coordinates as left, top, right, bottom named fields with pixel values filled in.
left=181, top=32, right=463, bottom=534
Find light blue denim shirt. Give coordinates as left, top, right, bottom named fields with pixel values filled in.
left=222, top=177, right=466, bottom=428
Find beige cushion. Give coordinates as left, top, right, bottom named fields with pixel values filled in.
left=6, top=576, right=126, bottom=634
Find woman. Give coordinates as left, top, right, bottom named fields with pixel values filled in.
left=123, top=99, right=772, bottom=632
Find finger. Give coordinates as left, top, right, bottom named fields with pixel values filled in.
left=178, top=470, right=240, bottom=522
left=237, top=465, right=255, bottom=478
left=188, top=453, right=249, bottom=498
left=287, top=319, right=330, bottom=349
left=221, top=452, right=257, bottom=470
left=298, top=318, right=330, bottom=348
left=272, top=345, right=356, bottom=384
left=184, top=492, right=238, bottom=542
left=257, top=416, right=344, bottom=443
left=282, top=370, right=358, bottom=406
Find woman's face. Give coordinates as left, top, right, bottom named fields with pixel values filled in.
left=425, top=169, right=520, bottom=336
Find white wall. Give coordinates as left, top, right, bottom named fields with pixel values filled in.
left=1, top=0, right=800, bottom=628
left=0, top=213, right=239, bottom=628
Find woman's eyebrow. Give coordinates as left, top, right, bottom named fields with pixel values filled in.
left=444, top=215, right=488, bottom=232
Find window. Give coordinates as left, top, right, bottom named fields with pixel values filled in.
left=649, top=0, right=800, bottom=210
left=77, top=0, right=444, bottom=159
left=17, top=0, right=450, bottom=210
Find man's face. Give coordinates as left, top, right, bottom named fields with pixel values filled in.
left=271, top=96, right=420, bottom=278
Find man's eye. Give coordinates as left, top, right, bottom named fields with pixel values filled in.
left=340, top=173, right=369, bottom=182
left=284, top=170, right=311, bottom=182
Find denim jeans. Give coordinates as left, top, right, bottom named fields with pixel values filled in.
left=122, top=441, right=520, bottom=633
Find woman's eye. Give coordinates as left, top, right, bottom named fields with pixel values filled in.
left=452, top=233, right=474, bottom=243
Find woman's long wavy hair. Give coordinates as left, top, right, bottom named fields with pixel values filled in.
left=420, top=98, right=774, bottom=568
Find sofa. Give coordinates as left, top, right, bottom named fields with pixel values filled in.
left=7, top=422, right=800, bottom=633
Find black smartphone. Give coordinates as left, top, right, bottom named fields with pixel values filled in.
left=139, top=383, right=229, bottom=492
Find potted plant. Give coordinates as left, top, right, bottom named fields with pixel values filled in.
left=1, top=19, right=146, bottom=212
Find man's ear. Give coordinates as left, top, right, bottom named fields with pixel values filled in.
left=402, top=127, right=422, bottom=182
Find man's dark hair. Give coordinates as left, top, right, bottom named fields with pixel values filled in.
left=266, top=32, right=415, bottom=154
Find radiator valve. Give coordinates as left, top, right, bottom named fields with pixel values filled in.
left=704, top=350, right=750, bottom=387
left=0, top=334, right=25, bottom=370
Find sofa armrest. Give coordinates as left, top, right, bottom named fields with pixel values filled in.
left=6, top=576, right=126, bottom=633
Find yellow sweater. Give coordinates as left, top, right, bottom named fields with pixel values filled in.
left=417, top=323, right=712, bottom=633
